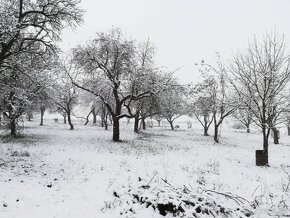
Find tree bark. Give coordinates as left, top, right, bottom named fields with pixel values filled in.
left=40, top=107, right=45, bottom=126
left=256, top=126, right=269, bottom=166
left=63, top=114, right=67, bottom=124
left=245, top=123, right=250, bottom=133
left=67, top=111, right=74, bottom=130
left=10, top=119, right=16, bottom=137
left=288, top=126, right=290, bottom=136
left=273, top=128, right=279, bottom=144
left=92, top=107, right=97, bottom=124
left=169, top=120, right=174, bottom=130
left=113, top=118, right=120, bottom=142
left=263, top=127, right=269, bottom=152
left=157, top=120, right=161, bottom=127
left=134, top=113, right=139, bottom=133
left=142, top=118, right=146, bottom=130
left=27, top=111, right=33, bottom=121
left=204, top=126, right=209, bottom=136
left=84, top=109, right=93, bottom=126
left=101, top=118, right=104, bottom=127
left=104, top=113, right=108, bottom=130
left=214, top=125, right=219, bottom=143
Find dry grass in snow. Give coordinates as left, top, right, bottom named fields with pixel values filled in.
left=0, top=119, right=290, bottom=217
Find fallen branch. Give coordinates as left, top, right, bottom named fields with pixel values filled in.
left=205, top=189, right=250, bottom=206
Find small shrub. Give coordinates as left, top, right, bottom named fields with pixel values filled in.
left=11, top=150, right=30, bottom=157
left=102, top=178, right=254, bottom=217
left=232, top=122, right=245, bottom=130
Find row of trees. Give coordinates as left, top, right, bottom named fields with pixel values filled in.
left=190, top=32, right=290, bottom=166
left=0, top=1, right=289, bottom=166
left=0, top=0, right=83, bottom=135
left=16, top=29, right=289, bottom=167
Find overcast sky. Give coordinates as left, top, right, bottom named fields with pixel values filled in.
left=59, top=0, right=290, bottom=83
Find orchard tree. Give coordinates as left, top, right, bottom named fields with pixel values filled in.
left=158, top=79, right=187, bottom=130
left=0, top=0, right=83, bottom=135
left=134, top=94, right=160, bottom=132
left=233, top=107, right=253, bottom=133
left=285, top=113, right=290, bottom=136
left=1, top=49, right=53, bottom=136
left=196, top=58, right=236, bottom=142
left=52, top=61, right=78, bottom=130
left=189, top=82, right=214, bottom=136
left=153, top=114, right=163, bottom=127
left=229, top=32, right=290, bottom=166
left=72, top=29, right=164, bottom=141
left=0, top=0, right=83, bottom=69
left=37, top=89, right=53, bottom=126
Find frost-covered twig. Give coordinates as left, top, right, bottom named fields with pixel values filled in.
left=205, top=189, right=250, bottom=206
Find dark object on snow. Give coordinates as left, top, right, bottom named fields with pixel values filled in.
left=47, top=184, right=52, bottom=188
left=255, top=150, right=268, bottom=166
left=174, top=125, right=180, bottom=129
left=3, top=203, right=7, bottom=207
left=113, top=191, right=120, bottom=198
left=157, top=203, right=184, bottom=216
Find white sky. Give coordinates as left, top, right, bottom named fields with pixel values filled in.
left=59, top=0, right=290, bottom=84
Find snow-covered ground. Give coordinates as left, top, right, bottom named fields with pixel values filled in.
left=0, top=118, right=290, bottom=218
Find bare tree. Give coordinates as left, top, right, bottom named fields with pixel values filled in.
left=1, top=49, right=53, bottom=136
left=229, top=31, right=290, bottom=166
left=158, top=79, right=187, bottom=130
left=133, top=95, right=160, bottom=132
left=52, top=61, right=78, bottom=130
left=72, top=29, right=165, bottom=141
left=233, top=107, right=253, bottom=133
left=197, top=58, right=236, bottom=142
left=189, top=81, right=215, bottom=136
left=0, top=0, right=83, bottom=69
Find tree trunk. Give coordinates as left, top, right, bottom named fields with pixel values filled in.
left=67, top=111, right=74, bottom=130
left=204, top=126, right=209, bottom=136
left=63, top=114, right=67, bottom=124
left=104, top=113, right=108, bottom=130
left=113, top=118, right=120, bottom=142
left=203, top=114, right=208, bottom=135
left=157, top=120, right=161, bottom=127
left=101, top=118, right=104, bottom=127
left=92, top=107, right=97, bottom=124
left=263, top=128, right=269, bottom=152
left=142, top=118, right=146, bottom=130
left=246, top=123, right=250, bottom=133
left=40, top=107, right=45, bottom=126
left=84, top=109, right=93, bottom=126
left=27, top=111, right=33, bottom=121
left=214, top=125, right=219, bottom=143
left=134, top=113, right=139, bottom=133
left=169, top=120, right=174, bottom=130
left=10, top=119, right=16, bottom=137
left=288, top=126, right=290, bottom=136
left=256, top=127, right=269, bottom=166
left=273, top=128, right=279, bottom=144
